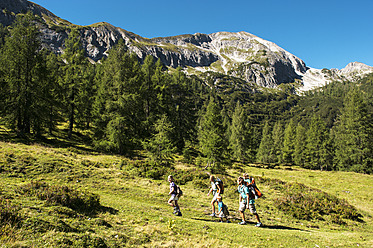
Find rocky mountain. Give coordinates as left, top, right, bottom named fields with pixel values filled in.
left=1, top=0, right=372, bottom=92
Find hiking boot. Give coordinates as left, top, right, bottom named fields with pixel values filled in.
left=209, top=213, right=216, bottom=217
left=255, top=222, right=262, bottom=227
left=173, top=207, right=178, bottom=214
left=238, top=221, right=247, bottom=225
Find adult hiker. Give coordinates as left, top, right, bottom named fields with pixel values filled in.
left=167, top=175, right=182, bottom=216
left=207, top=175, right=222, bottom=217
left=237, top=176, right=262, bottom=227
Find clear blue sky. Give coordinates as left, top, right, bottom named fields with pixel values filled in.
left=30, top=0, right=372, bottom=69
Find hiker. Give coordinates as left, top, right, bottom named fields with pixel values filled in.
left=216, top=195, right=231, bottom=223
left=237, top=176, right=262, bottom=227
left=167, top=175, right=182, bottom=216
left=207, top=175, right=222, bottom=217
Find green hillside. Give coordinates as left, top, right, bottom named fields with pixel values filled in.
left=1, top=139, right=372, bottom=247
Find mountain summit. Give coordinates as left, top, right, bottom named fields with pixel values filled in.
left=1, top=0, right=372, bottom=91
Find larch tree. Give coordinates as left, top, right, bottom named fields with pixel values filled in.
left=198, top=96, right=227, bottom=168
left=61, top=28, right=89, bottom=139
left=0, top=12, right=48, bottom=135
left=334, top=88, right=373, bottom=173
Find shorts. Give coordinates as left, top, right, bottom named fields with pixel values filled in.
left=248, top=203, right=257, bottom=214
left=239, top=201, right=247, bottom=212
left=239, top=201, right=257, bottom=214
left=169, top=194, right=178, bottom=202
left=211, top=192, right=219, bottom=203
left=218, top=211, right=226, bottom=218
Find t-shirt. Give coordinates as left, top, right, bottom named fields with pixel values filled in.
left=238, top=184, right=255, bottom=204
left=211, top=181, right=219, bottom=193
left=169, top=182, right=177, bottom=195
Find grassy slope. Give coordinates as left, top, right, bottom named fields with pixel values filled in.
left=0, top=140, right=372, bottom=248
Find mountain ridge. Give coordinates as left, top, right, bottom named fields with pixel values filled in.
left=1, top=0, right=372, bottom=92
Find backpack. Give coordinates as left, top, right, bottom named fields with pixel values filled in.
left=216, top=178, right=224, bottom=194
left=244, top=177, right=262, bottom=199
left=222, top=203, right=230, bottom=216
left=176, top=185, right=183, bottom=198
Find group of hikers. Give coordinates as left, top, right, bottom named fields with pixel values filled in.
left=167, top=173, right=263, bottom=227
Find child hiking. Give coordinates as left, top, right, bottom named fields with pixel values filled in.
left=216, top=195, right=231, bottom=223
left=207, top=175, right=222, bottom=217
left=167, top=175, right=182, bottom=216
left=237, top=176, right=262, bottom=227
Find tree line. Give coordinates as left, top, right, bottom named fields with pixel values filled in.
left=0, top=13, right=372, bottom=174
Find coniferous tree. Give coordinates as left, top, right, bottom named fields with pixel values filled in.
left=256, top=121, right=272, bottom=163
left=143, top=114, right=176, bottom=165
left=0, top=12, right=48, bottom=135
left=282, top=119, right=296, bottom=164
left=294, top=122, right=306, bottom=166
left=229, top=101, right=250, bottom=162
left=271, top=121, right=284, bottom=163
left=198, top=96, right=227, bottom=168
left=334, top=88, right=373, bottom=173
left=304, top=115, right=329, bottom=170
left=93, top=40, right=142, bottom=154
left=61, top=28, right=89, bottom=139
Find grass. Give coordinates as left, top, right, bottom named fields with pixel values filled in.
left=0, top=137, right=372, bottom=247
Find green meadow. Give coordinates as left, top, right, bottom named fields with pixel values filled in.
left=0, top=140, right=372, bottom=247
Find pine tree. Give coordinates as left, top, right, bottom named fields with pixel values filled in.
left=282, top=119, right=296, bottom=164
left=198, top=97, right=227, bottom=168
left=334, top=88, right=373, bottom=173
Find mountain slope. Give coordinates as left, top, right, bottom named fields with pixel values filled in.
left=1, top=0, right=372, bottom=91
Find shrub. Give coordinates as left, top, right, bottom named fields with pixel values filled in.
left=273, top=182, right=363, bottom=223
left=18, top=181, right=101, bottom=213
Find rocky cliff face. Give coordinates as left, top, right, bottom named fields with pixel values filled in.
left=1, top=0, right=372, bottom=91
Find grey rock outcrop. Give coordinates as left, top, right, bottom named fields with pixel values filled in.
left=1, top=0, right=372, bottom=91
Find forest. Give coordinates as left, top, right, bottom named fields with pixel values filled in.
left=1, top=12, right=372, bottom=174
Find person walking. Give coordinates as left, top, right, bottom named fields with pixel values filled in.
left=216, top=195, right=231, bottom=223
left=207, top=175, right=222, bottom=217
left=167, top=175, right=182, bottom=216
left=237, top=176, right=262, bottom=226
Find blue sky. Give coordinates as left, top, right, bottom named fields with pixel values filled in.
left=31, top=0, right=372, bottom=69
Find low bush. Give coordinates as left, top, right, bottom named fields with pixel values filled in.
left=18, top=181, right=101, bottom=214
left=273, top=182, right=363, bottom=223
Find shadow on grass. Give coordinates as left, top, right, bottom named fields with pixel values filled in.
left=191, top=216, right=307, bottom=231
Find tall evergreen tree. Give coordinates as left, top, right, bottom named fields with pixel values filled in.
left=0, top=12, right=48, bottom=135
left=198, top=96, right=227, bottom=168
left=271, top=121, right=284, bottom=163
left=282, top=119, right=296, bottom=164
left=304, top=115, right=329, bottom=170
left=93, top=40, right=142, bottom=154
left=334, top=88, right=373, bottom=173
left=61, top=28, right=89, bottom=139
left=256, top=121, right=273, bottom=163
left=143, top=114, right=176, bottom=165
left=229, top=101, right=250, bottom=162
left=294, top=122, right=306, bottom=166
